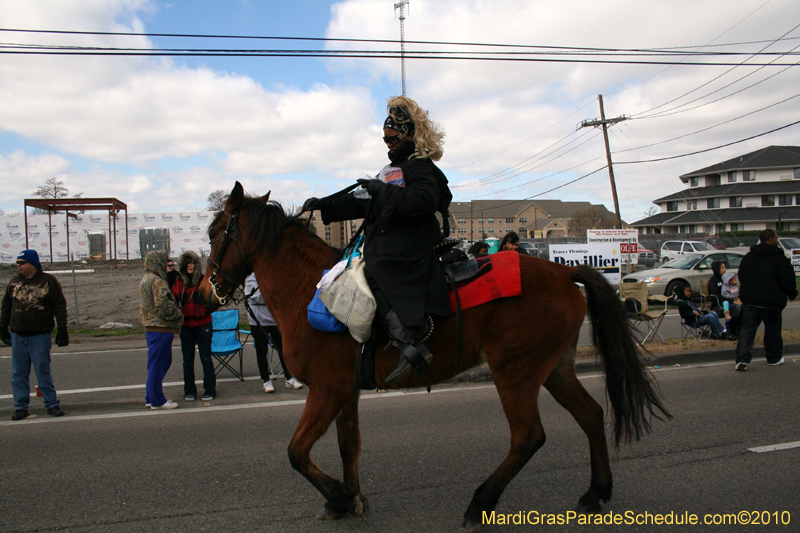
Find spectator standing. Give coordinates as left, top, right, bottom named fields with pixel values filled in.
left=0, top=250, right=68, bottom=420
left=734, top=230, right=798, bottom=371
left=165, top=259, right=179, bottom=288
left=172, top=251, right=216, bottom=401
left=244, top=273, right=303, bottom=393
left=140, top=250, right=184, bottom=409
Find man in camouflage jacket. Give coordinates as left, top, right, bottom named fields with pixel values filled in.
left=140, top=250, right=184, bottom=409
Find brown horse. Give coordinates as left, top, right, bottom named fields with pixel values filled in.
left=200, top=182, right=670, bottom=531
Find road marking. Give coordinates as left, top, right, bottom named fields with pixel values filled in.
left=748, top=441, right=800, bottom=453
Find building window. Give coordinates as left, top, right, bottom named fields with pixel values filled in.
left=690, top=177, right=699, bottom=187
left=730, top=223, right=743, bottom=231
left=687, top=200, right=697, bottom=210
left=779, top=194, right=793, bottom=206
left=519, top=227, right=527, bottom=233
left=666, top=201, right=678, bottom=212
left=478, top=218, right=484, bottom=223
left=707, top=198, right=720, bottom=209
left=488, top=218, right=494, bottom=223
left=488, top=228, right=494, bottom=234
left=762, top=195, right=775, bottom=207
left=730, top=196, right=742, bottom=208
left=457, top=218, right=466, bottom=225
left=795, top=168, right=800, bottom=179
left=743, top=170, right=755, bottom=181
left=727, top=171, right=736, bottom=183
left=519, top=217, right=527, bottom=224
left=506, top=227, right=513, bottom=233
left=458, top=228, right=467, bottom=234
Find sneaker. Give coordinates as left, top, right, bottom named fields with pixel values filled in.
left=145, top=402, right=151, bottom=408
left=263, top=380, right=275, bottom=393
left=767, top=357, right=785, bottom=366
left=11, top=409, right=30, bottom=421
left=285, top=377, right=304, bottom=389
left=184, top=394, right=196, bottom=401
left=201, top=393, right=216, bottom=401
left=150, top=400, right=179, bottom=410
left=47, top=406, right=64, bottom=417
left=734, top=362, right=747, bottom=372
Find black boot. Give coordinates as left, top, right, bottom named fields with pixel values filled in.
left=382, top=310, right=433, bottom=386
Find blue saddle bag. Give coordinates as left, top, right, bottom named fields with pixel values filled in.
left=307, top=269, right=347, bottom=333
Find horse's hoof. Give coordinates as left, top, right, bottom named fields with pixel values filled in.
left=316, top=501, right=347, bottom=520
left=576, top=497, right=602, bottom=515
left=462, top=518, right=484, bottom=532
left=349, top=492, right=369, bottom=520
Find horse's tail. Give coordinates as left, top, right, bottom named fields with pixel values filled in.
left=571, top=265, right=672, bottom=446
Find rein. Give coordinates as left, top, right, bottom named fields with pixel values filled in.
left=207, top=211, right=257, bottom=306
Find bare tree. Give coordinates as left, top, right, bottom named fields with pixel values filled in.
left=206, top=190, right=227, bottom=211
left=31, top=177, right=82, bottom=214
left=643, top=206, right=658, bottom=218
left=568, top=206, right=616, bottom=236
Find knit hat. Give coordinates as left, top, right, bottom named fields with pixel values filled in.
left=17, top=249, right=40, bottom=268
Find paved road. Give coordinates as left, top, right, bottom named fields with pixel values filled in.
left=1, top=339, right=798, bottom=532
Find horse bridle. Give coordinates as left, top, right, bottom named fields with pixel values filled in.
left=207, top=210, right=256, bottom=306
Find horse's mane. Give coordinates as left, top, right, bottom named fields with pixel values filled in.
left=210, top=195, right=342, bottom=259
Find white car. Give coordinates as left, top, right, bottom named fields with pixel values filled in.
left=660, top=240, right=715, bottom=263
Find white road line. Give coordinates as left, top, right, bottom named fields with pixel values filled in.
left=748, top=441, right=800, bottom=453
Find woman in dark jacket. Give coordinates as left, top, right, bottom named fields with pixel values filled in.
left=303, top=96, right=452, bottom=385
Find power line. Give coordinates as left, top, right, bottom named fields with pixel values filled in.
left=616, top=119, right=800, bottom=164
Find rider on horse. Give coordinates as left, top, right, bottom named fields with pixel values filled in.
left=302, top=96, right=453, bottom=385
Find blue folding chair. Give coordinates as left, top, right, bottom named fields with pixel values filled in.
left=210, top=309, right=249, bottom=381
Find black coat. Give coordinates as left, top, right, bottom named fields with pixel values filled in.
left=738, top=243, right=798, bottom=309
left=319, top=155, right=452, bottom=329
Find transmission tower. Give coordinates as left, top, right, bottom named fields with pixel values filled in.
left=394, top=0, right=409, bottom=95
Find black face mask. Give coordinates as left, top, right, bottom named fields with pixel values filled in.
left=388, top=140, right=416, bottom=163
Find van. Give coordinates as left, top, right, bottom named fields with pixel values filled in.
left=659, top=240, right=714, bottom=263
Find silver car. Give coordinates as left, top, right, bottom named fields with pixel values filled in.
left=621, top=250, right=745, bottom=297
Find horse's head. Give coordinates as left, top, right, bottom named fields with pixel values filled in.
left=200, top=181, right=270, bottom=308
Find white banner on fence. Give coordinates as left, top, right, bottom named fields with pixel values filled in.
left=549, top=243, right=622, bottom=285
left=0, top=211, right=214, bottom=263
left=587, top=229, right=639, bottom=265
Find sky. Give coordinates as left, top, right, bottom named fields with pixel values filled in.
left=1, top=0, right=799, bottom=224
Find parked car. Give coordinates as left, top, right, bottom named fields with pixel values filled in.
left=705, top=237, right=727, bottom=250
left=517, top=242, right=539, bottom=257
left=778, top=237, right=800, bottom=259
left=621, top=250, right=746, bottom=297
left=638, top=247, right=658, bottom=267
left=659, top=240, right=715, bottom=263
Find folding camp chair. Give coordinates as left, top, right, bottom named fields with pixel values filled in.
left=210, top=309, right=249, bottom=381
left=618, top=281, right=671, bottom=345
left=680, top=316, right=712, bottom=341
left=699, top=280, right=723, bottom=310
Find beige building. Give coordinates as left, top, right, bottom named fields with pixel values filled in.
left=449, top=199, right=615, bottom=240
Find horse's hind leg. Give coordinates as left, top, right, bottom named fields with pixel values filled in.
left=319, top=390, right=369, bottom=520
left=543, top=347, right=612, bottom=513
left=288, top=386, right=365, bottom=519
left=462, top=376, right=547, bottom=532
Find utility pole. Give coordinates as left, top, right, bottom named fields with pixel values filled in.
left=394, top=0, right=409, bottom=95
left=579, top=94, right=628, bottom=229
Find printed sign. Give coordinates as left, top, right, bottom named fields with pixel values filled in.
left=587, top=229, right=639, bottom=265
left=791, top=249, right=800, bottom=273
left=550, top=243, right=621, bottom=284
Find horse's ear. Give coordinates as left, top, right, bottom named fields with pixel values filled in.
left=226, top=182, right=244, bottom=213
left=257, top=191, right=271, bottom=204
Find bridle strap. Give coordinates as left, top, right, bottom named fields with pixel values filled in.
left=208, top=211, right=256, bottom=305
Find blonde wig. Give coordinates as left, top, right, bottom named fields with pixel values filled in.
left=386, top=96, right=445, bottom=161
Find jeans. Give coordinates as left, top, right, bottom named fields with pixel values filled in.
left=145, top=332, right=174, bottom=408
left=252, top=325, right=292, bottom=382
left=180, top=324, right=215, bottom=396
left=735, top=305, right=784, bottom=364
left=690, top=312, right=725, bottom=336
left=11, top=332, right=59, bottom=410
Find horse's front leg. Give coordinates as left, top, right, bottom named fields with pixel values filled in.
left=287, top=386, right=364, bottom=519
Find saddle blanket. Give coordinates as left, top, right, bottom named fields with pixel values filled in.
left=449, top=251, right=521, bottom=311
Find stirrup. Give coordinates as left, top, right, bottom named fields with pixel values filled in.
left=384, top=342, right=432, bottom=385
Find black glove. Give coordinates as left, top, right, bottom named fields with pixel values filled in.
left=56, top=328, right=69, bottom=347
left=356, top=178, right=384, bottom=197
left=0, top=326, right=10, bottom=346
left=302, top=197, right=321, bottom=212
